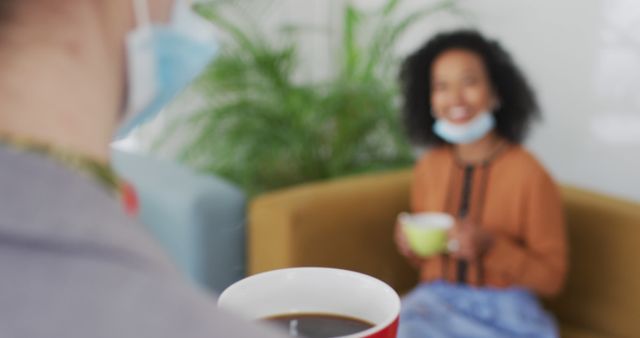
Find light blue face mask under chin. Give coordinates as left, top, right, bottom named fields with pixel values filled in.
left=115, top=0, right=218, bottom=140
left=433, top=112, right=496, bottom=145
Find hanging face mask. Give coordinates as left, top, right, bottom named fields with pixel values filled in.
left=116, top=0, right=218, bottom=139
left=433, top=111, right=496, bottom=144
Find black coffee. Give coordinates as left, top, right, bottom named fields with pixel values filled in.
left=264, top=313, right=374, bottom=337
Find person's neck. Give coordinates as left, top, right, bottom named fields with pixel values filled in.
left=0, top=4, right=126, bottom=164
left=453, top=132, right=505, bottom=165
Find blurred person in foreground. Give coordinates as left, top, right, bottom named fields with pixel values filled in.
left=394, top=30, right=567, bottom=338
left=0, top=0, right=286, bottom=337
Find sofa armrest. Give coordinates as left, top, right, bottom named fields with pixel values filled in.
left=545, top=186, right=640, bottom=337
left=248, top=169, right=418, bottom=294
left=112, top=150, right=246, bottom=294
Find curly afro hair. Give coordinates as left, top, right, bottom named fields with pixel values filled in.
left=399, top=29, right=540, bottom=146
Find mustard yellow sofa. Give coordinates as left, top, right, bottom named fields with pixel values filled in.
left=248, top=170, right=640, bottom=338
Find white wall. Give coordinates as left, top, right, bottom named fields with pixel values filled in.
left=141, top=0, right=640, bottom=202
left=447, top=0, right=640, bottom=202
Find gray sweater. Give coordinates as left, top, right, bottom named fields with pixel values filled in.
left=0, top=146, right=284, bottom=338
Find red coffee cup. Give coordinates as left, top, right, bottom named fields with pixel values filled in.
left=218, top=267, right=400, bottom=338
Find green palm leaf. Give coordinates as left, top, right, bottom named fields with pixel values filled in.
left=158, top=0, right=460, bottom=195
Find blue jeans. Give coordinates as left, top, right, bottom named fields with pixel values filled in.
left=397, top=281, right=558, bottom=338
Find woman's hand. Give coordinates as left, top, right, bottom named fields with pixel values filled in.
left=394, top=221, right=425, bottom=268
left=447, top=221, right=494, bottom=261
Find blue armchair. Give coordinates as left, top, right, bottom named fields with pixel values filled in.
left=111, top=149, right=246, bottom=294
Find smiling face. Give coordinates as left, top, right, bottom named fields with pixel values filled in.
left=430, top=49, right=498, bottom=125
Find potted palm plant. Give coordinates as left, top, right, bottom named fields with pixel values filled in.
left=159, top=0, right=461, bottom=195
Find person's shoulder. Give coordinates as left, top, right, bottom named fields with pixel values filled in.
left=113, top=271, right=286, bottom=338
left=0, top=244, right=285, bottom=338
left=415, top=146, right=452, bottom=169
left=499, top=145, right=555, bottom=183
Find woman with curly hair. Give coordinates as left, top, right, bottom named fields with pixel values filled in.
left=394, top=30, right=567, bottom=338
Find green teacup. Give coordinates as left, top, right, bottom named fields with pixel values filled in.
left=399, top=212, right=454, bottom=257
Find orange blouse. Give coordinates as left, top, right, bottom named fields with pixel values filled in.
left=411, top=144, right=567, bottom=297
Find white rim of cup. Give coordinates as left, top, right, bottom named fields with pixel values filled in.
left=218, top=267, right=401, bottom=338
left=399, top=212, right=454, bottom=230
